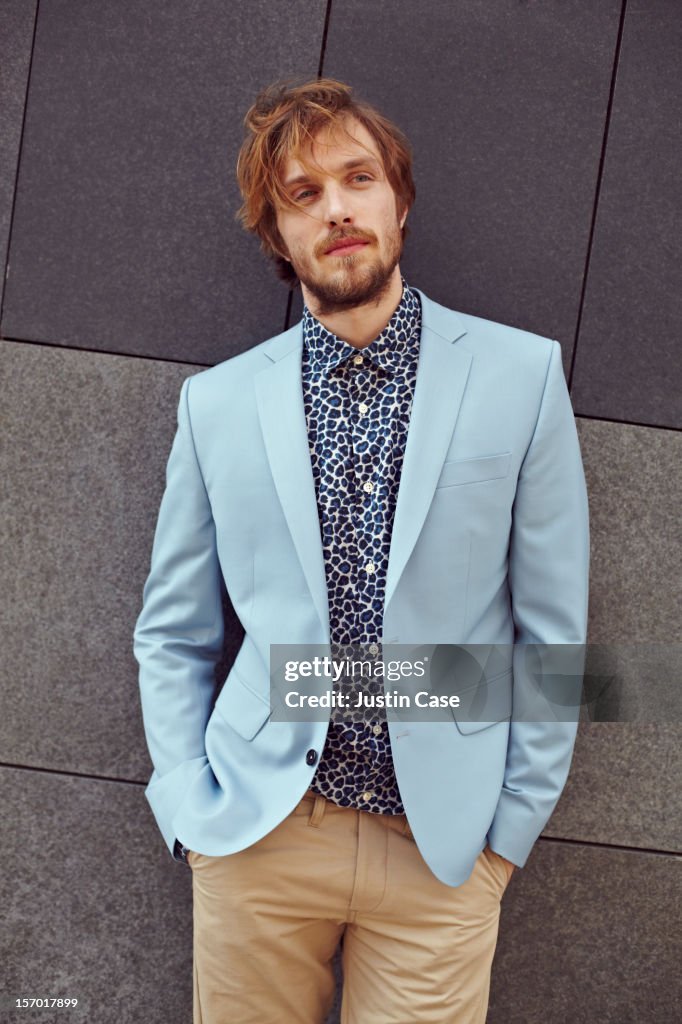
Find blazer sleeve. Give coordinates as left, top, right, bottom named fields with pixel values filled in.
left=487, top=339, right=590, bottom=868
left=133, top=374, right=224, bottom=853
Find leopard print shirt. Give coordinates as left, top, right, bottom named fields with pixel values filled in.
left=300, top=275, right=422, bottom=814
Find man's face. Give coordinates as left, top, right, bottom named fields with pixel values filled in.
left=275, top=116, right=408, bottom=314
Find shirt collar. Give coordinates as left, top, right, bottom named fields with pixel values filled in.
left=302, top=275, right=421, bottom=374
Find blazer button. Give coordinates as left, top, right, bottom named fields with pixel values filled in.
left=306, top=749, right=318, bottom=766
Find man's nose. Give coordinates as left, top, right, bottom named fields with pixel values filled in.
left=320, top=183, right=355, bottom=225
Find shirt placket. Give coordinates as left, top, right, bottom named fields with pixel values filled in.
left=301, top=284, right=419, bottom=816
left=347, top=357, right=394, bottom=805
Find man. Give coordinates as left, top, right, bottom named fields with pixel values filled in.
left=134, top=76, right=589, bottom=1024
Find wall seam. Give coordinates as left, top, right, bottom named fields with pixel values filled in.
left=568, top=0, right=629, bottom=394
left=0, top=0, right=41, bottom=335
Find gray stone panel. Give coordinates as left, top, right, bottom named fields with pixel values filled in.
left=320, top=0, right=622, bottom=373
left=488, top=840, right=681, bottom=1023
left=0, top=340, right=244, bottom=780
left=577, top=418, right=681, bottom=645
left=1, top=0, right=326, bottom=362
left=571, top=0, right=682, bottom=428
left=1, top=765, right=193, bottom=1024
left=547, top=723, right=682, bottom=854
left=539, top=418, right=682, bottom=854
left=0, top=1, right=36, bottom=310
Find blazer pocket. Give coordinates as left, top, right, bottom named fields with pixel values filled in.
left=452, top=668, right=512, bottom=734
left=436, top=452, right=511, bottom=489
left=213, top=670, right=273, bottom=741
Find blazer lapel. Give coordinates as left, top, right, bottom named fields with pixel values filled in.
left=384, top=290, right=471, bottom=611
left=255, top=326, right=331, bottom=640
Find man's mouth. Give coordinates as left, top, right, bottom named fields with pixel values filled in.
left=325, top=240, right=369, bottom=256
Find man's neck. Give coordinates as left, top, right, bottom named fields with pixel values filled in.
left=303, top=270, right=404, bottom=349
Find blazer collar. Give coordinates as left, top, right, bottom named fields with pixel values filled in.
left=300, top=275, right=422, bottom=375
left=261, top=287, right=469, bottom=363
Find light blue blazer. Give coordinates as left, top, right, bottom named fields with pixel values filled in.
left=133, top=286, right=590, bottom=888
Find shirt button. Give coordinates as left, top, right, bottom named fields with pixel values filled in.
left=365, top=561, right=375, bottom=574
left=353, top=354, right=363, bottom=365
left=362, top=791, right=374, bottom=802
left=358, top=402, right=368, bottom=414
left=305, top=749, right=318, bottom=766
left=368, top=643, right=379, bottom=655
left=363, top=481, right=374, bottom=493
left=372, top=724, right=382, bottom=736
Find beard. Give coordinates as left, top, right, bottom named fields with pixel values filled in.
left=290, top=219, right=405, bottom=318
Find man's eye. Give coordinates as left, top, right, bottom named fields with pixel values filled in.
left=294, top=174, right=373, bottom=201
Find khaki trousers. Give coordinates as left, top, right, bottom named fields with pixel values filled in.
left=188, top=789, right=511, bottom=1023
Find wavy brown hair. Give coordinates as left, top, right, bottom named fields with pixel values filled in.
left=234, top=76, right=416, bottom=289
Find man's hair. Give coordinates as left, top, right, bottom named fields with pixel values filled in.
left=234, top=76, right=416, bottom=289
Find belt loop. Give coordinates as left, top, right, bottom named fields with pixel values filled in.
left=308, top=793, right=327, bottom=828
